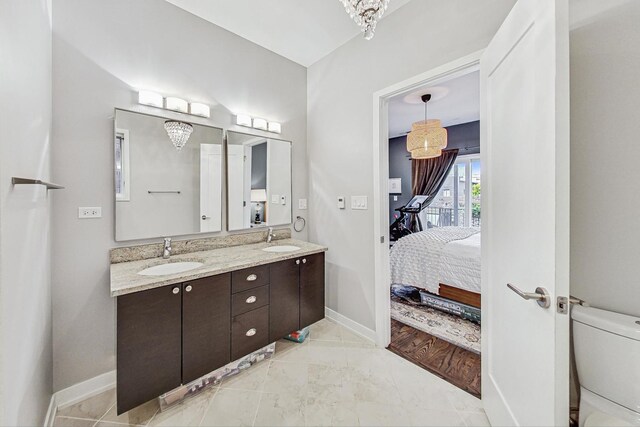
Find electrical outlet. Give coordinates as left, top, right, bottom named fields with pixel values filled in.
left=78, top=207, right=102, bottom=219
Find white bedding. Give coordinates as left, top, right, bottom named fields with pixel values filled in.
left=390, top=227, right=481, bottom=295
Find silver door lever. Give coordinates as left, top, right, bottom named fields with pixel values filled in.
left=507, top=283, right=550, bottom=308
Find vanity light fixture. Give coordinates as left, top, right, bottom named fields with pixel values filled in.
left=252, top=118, right=268, bottom=131
left=236, top=114, right=282, bottom=134
left=268, top=122, right=282, bottom=134
left=236, top=114, right=253, bottom=127
left=189, top=103, right=210, bottom=118
left=138, top=91, right=164, bottom=108
left=165, top=97, right=189, bottom=113
left=164, top=120, right=193, bottom=151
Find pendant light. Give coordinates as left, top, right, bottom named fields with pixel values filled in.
left=406, top=94, right=447, bottom=159
left=164, top=120, right=193, bottom=151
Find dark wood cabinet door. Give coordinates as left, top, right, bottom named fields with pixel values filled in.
left=117, top=285, right=182, bottom=414
left=182, top=274, right=231, bottom=384
left=269, top=259, right=300, bottom=340
left=300, top=252, right=325, bottom=328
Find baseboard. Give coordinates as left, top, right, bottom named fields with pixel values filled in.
left=325, top=307, right=377, bottom=343
left=43, top=394, right=57, bottom=427
left=54, top=370, right=116, bottom=411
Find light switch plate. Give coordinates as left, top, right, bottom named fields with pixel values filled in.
left=280, top=195, right=287, bottom=205
left=271, top=195, right=280, bottom=204
left=337, top=196, right=346, bottom=209
left=298, top=199, right=308, bottom=210
left=351, top=196, right=368, bottom=210
left=79, top=207, right=102, bottom=219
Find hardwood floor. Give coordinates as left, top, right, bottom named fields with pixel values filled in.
left=387, top=319, right=481, bottom=398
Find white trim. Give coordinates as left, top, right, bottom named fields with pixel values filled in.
left=372, top=50, right=484, bottom=348
left=43, top=395, right=57, bottom=427
left=54, top=370, right=116, bottom=411
left=324, top=307, right=376, bottom=343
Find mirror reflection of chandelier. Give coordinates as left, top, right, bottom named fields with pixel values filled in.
left=339, top=0, right=390, bottom=40
left=164, top=120, right=193, bottom=151
left=406, top=94, right=448, bottom=159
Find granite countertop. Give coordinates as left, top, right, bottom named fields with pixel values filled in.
left=110, top=238, right=327, bottom=297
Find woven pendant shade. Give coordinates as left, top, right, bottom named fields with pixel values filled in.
left=406, top=93, right=448, bottom=159
left=411, top=146, right=443, bottom=159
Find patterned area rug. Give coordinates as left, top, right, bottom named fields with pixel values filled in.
left=390, top=297, right=481, bottom=354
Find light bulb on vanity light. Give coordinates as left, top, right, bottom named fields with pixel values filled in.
left=252, top=118, right=268, bottom=131
left=165, top=97, right=188, bottom=113
left=138, top=90, right=163, bottom=108
left=268, top=122, right=282, bottom=134
left=189, top=103, right=210, bottom=118
left=236, top=114, right=252, bottom=127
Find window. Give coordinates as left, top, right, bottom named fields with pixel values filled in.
left=115, top=128, right=130, bottom=201
left=422, top=155, right=481, bottom=228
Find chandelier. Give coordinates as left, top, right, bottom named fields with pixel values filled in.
left=340, top=0, right=390, bottom=40
left=406, top=94, right=448, bottom=159
left=164, top=120, right=193, bottom=151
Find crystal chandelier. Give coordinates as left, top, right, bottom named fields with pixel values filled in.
left=164, top=120, right=193, bottom=151
left=406, top=94, right=448, bottom=159
left=340, top=0, right=390, bottom=40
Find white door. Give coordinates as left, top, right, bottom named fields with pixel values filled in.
left=481, top=0, right=570, bottom=425
left=199, top=144, right=222, bottom=232
left=227, top=144, right=251, bottom=230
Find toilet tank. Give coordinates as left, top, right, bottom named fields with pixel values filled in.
left=572, top=305, right=640, bottom=414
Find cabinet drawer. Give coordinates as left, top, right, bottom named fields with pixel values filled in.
left=232, top=285, right=269, bottom=317
left=232, top=306, right=269, bottom=360
left=232, top=265, right=269, bottom=293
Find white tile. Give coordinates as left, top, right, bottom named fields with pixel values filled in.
left=148, top=390, right=213, bottom=427
left=57, top=389, right=116, bottom=420
left=263, top=361, right=309, bottom=396
left=405, top=408, right=466, bottom=427
left=309, top=319, right=343, bottom=342
left=446, top=388, right=484, bottom=414
left=461, top=411, right=491, bottom=427
left=354, top=401, right=415, bottom=427
left=199, top=388, right=261, bottom=427
left=253, top=392, right=306, bottom=427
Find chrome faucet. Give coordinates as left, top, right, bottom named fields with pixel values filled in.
left=163, top=237, right=172, bottom=259
left=266, top=228, right=275, bottom=243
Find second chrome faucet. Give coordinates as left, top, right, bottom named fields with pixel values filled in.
left=163, top=237, right=172, bottom=259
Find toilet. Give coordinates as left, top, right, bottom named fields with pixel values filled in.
left=572, top=305, right=640, bottom=427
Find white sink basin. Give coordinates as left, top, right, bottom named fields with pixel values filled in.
left=138, top=261, right=204, bottom=276
left=262, top=245, right=301, bottom=253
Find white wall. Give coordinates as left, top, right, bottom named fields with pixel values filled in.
left=52, top=0, right=307, bottom=391
left=0, top=0, right=53, bottom=424
left=307, top=0, right=516, bottom=330
left=570, top=1, right=640, bottom=317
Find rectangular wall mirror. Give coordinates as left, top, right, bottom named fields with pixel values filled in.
left=226, top=131, right=292, bottom=231
left=114, top=109, right=224, bottom=241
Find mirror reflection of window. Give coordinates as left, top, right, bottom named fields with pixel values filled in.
left=227, top=131, right=292, bottom=232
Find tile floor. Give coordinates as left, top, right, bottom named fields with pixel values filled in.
left=53, top=319, right=490, bottom=427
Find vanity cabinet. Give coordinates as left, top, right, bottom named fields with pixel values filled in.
left=116, top=252, right=325, bottom=414
left=269, top=252, right=326, bottom=341
left=117, top=274, right=231, bottom=414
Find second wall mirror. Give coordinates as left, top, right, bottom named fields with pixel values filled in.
left=226, top=131, right=292, bottom=231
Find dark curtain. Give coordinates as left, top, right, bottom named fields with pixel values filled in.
left=409, top=149, right=459, bottom=231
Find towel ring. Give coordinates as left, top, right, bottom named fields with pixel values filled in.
left=294, top=216, right=306, bottom=232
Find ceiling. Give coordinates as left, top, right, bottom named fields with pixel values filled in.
left=388, top=71, right=480, bottom=138
left=164, top=0, right=411, bottom=67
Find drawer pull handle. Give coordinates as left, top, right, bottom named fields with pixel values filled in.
left=185, top=285, right=193, bottom=293
left=296, top=260, right=300, bottom=265
left=302, top=259, right=307, bottom=264
left=172, top=287, right=180, bottom=295
left=246, top=296, right=257, bottom=304
left=246, top=328, right=257, bottom=337
left=246, top=274, right=258, bottom=282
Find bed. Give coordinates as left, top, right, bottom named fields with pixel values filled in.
left=390, top=227, right=481, bottom=308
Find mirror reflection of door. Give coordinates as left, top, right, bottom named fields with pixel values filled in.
left=226, top=131, right=292, bottom=232
left=199, top=144, right=222, bottom=232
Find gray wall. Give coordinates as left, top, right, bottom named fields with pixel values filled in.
left=570, top=1, right=640, bottom=317
left=388, top=120, right=480, bottom=223
left=308, top=0, right=514, bottom=330
left=251, top=143, right=267, bottom=189
left=52, top=0, right=307, bottom=391
left=0, top=0, right=53, bottom=424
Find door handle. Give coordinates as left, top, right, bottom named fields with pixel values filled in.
left=507, top=283, right=550, bottom=308
left=201, top=215, right=210, bottom=220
